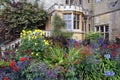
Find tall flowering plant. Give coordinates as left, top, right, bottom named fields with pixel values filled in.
left=16, top=29, right=49, bottom=60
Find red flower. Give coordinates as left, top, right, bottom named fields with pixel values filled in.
left=13, top=66, right=18, bottom=71
left=20, top=57, right=29, bottom=62
left=3, top=77, right=8, bottom=80
left=111, top=51, right=118, bottom=57
left=9, top=60, right=14, bottom=67
left=113, top=44, right=118, bottom=49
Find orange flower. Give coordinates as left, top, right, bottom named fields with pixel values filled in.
left=9, top=60, right=14, bottom=67
left=13, top=66, right=18, bottom=71
left=3, top=77, right=8, bottom=80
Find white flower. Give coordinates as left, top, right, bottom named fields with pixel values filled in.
left=104, top=54, right=110, bottom=59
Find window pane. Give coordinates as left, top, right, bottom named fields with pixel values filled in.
left=96, top=26, right=99, bottom=31
left=70, top=0, right=73, bottom=5
left=63, top=15, right=67, bottom=20
left=74, top=15, right=76, bottom=20
left=68, top=21, right=72, bottom=29
left=77, top=15, right=79, bottom=20
left=74, top=21, right=76, bottom=29
left=105, top=26, right=109, bottom=32
left=77, top=21, right=79, bottom=29
left=79, top=0, right=82, bottom=4
left=68, top=14, right=71, bottom=20
left=66, top=0, right=69, bottom=4
left=100, top=26, right=104, bottom=32
left=64, top=21, right=67, bottom=29
left=89, top=24, right=90, bottom=31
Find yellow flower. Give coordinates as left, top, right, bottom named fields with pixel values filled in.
left=36, top=53, right=39, bottom=56
left=34, top=43, right=37, bottom=46
left=43, top=40, right=49, bottom=45
left=31, top=52, right=34, bottom=55
left=16, top=49, right=18, bottom=52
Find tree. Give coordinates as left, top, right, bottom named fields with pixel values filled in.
left=52, top=14, right=65, bottom=36
left=0, top=0, right=48, bottom=43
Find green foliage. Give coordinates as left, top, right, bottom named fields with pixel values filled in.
left=44, top=46, right=64, bottom=68
left=85, top=31, right=102, bottom=40
left=44, top=46, right=80, bottom=71
left=0, top=61, right=9, bottom=66
left=0, top=1, right=48, bottom=42
left=16, top=29, right=49, bottom=60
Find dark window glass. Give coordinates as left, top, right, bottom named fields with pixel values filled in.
left=105, top=25, right=109, bottom=32
left=79, top=0, right=82, bottom=4
left=74, top=21, right=76, bottom=29
left=66, top=0, right=69, bottom=5
left=89, top=24, right=90, bottom=31
left=77, top=21, right=79, bottom=29
left=70, top=0, right=73, bottom=5
left=96, top=26, right=99, bottom=31
left=77, top=14, right=79, bottom=20
left=82, top=21, right=84, bottom=31
left=88, top=0, right=90, bottom=3
left=100, top=26, right=104, bottom=32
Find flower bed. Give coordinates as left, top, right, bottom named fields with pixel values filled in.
left=1, top=30, right=120, bottom=80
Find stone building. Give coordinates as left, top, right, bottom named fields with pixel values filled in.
left=82, top=0, right=120, bottom=40
left=42, top=0, right=120, bottom=40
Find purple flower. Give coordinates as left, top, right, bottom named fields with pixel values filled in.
left=46, top=70, right=55, bottom=78
left=104, top=71, right=115, bottom=76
